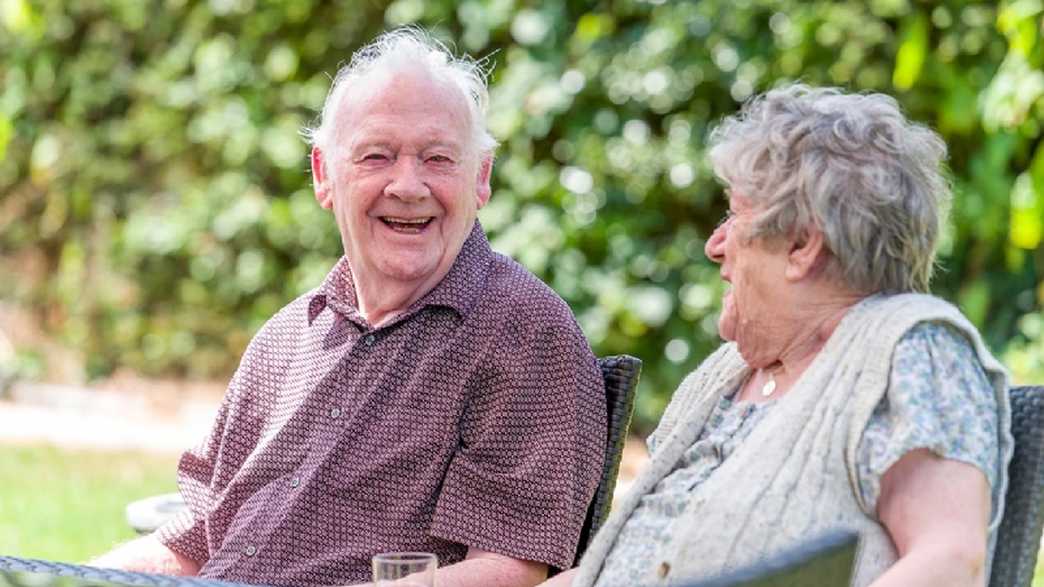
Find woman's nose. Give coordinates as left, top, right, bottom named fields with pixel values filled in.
left=705, top=222, right=726, bottom=264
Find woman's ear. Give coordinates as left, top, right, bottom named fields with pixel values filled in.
left=311, top=147, right=333, bottom=209
left=785, top=227, right=828, bottom=281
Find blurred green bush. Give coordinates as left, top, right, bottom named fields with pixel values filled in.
left=1, top=0, right=1041, bottom=432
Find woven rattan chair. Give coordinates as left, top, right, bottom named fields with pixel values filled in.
left=570, top=354, right=642, bottom=566
left=989, top=385, right=1044, bottom=587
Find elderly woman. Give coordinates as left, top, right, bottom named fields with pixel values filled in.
left=541, top=84, right=1013, bottom=587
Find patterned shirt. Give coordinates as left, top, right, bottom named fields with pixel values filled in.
left=158, top=223, right=607, bottom=587
left=594, top=321, right=999, bottom=587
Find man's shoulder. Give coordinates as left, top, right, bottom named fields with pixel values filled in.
left=483, top=252, right=576, bottom=322
left=245, top=288, right=318, bottom=345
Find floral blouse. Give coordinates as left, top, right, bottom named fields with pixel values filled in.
left=593, top=322, right=1000, bottom=587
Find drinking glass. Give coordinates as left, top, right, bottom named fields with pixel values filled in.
left=372, top=552, right=437, bottom=587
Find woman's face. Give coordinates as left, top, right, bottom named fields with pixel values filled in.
left=704, top=191, right=790, bottom=365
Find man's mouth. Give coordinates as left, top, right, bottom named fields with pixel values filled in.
left=379, top=216, right=434, bottom=234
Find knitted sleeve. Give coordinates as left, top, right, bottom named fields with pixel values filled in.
left=648, top=343, right=743, bottom=454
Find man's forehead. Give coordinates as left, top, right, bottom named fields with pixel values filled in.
left=349, top=120, right=466, bottom=151
left=335, top=68, right=471, bottom=137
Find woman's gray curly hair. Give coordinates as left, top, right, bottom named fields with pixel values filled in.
left=708, top=84, right=950, bottom=294
left=303, top=27, right=498, bottom=158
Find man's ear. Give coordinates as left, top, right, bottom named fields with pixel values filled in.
left=311, top=146, right=333, bottom=209
left=785, top=226, right=828, bottom=281
left=475, top=154, right=493, bottom=208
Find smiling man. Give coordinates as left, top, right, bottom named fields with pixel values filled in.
left=90, top=28, right=606, bottom=587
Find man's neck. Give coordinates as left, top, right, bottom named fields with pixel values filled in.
left=350, top=270, right=443, bottom=328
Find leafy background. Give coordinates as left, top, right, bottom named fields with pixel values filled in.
left=1, top=0, right=1041, bottom=432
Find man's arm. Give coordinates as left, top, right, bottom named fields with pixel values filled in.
left=89, top=534, right=201, bottom=575
left=435, top=548, right=547, bottom=587
left=353, top=548, right=547, bottom=587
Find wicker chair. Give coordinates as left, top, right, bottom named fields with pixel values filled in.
left=989, top=385, right=1044, bottom=587
left=571, top=354, right=642, bottom=566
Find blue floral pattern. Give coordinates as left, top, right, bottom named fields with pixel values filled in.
left=856, top=321, right=1000, bottom=515
left=592, top=321, right=1000, bottom=587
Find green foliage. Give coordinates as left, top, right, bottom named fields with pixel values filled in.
left=1, top=0, right=1041, bottom=432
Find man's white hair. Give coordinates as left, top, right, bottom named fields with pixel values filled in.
left=708, top=83, right=950, bottom=294
left=303, top=27, right=498, bottom=158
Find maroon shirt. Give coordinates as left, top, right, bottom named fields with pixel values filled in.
left=157, top=223, right=607, bottom=586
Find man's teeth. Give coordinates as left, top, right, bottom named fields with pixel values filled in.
left=383, top=217, right=430, bottom=224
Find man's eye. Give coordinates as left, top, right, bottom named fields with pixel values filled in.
left=362, top=153, right=388, bottom=161
left=427, top=155, right=453, bottom=164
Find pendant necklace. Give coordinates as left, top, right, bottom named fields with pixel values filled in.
left=760, top=371, right=777, bottom=397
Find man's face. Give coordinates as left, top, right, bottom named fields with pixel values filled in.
left=313, top=69, right=492, bottom=290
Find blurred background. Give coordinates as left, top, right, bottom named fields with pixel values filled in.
left=0, top=0, right=1041, bottom=574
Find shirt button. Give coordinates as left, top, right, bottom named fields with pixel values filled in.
left=363, top=334, right=376, bottom=346
left=657, top=561, right=670, bottom=578
left=290, top=476, right=300, bottom=488
left=244, top=545, right=257, bottom=556
left=330, top=407, right=341, bottom=419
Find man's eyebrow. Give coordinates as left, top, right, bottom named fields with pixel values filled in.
left=349, top=140, right=393, bottom=153
left=421, top=139, right=465, bottom=153
left=347, top=139, right=466, bottom=154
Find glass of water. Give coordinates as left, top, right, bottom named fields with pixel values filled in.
left=372, top=552, right=437, bottom=587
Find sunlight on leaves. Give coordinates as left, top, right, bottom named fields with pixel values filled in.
left=0, top=114, right=12, bottom=160
left=893, top=12, right=928, bottom=90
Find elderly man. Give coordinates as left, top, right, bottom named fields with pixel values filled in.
left=91, top=28, right=606, bottom=587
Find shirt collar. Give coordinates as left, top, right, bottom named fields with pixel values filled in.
left=307, top=221, right=493, bottom=326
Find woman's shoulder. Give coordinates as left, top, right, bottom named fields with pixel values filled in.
left=891, top=320, right=993, bottom=403
left=857, top=293, right=970, bottom=333
left=895, top=320, right=977, bottom=359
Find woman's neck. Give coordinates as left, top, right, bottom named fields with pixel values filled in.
left=742, top=291, right=862, bottom=402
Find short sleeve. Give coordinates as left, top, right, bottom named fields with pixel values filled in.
left=856, top=321, right=1000, bottom=516
left=430, top=320, right=607, bottom=570
left=156, top=507, right=208, bottom=563
left=155, top=397, right=230, bottom=565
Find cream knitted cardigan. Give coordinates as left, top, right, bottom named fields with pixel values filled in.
left=575, top=293, right=1013, bottom=587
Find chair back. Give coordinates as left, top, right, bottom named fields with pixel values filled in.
left=989, top=385, right=1044, bottom=587
left=572, top=354, right=642, bottom=566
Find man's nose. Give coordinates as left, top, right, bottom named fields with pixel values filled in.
left=705, top=222, right=726, bottom=264
left=385, top=157, right=430, bottom=201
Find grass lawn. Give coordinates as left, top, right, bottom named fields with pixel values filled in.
left=0, top=444, right=178, bottom=562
